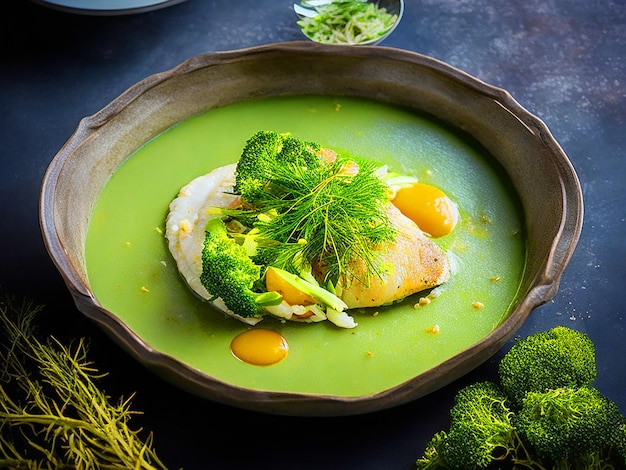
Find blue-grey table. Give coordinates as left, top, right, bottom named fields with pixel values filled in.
left=1, top=1, right=624, bottom=468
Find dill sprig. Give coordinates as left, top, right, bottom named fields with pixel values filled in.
left=0, top=293, right=168, bottom=470
left=247, top=155, right=396, bottom=285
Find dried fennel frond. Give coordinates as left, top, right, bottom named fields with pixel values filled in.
left=0, top=293, right=168, bottom=469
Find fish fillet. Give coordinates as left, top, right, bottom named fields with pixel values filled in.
left=332, top=204, right=450, bottom=308
left=166, top=163, right=450, bottom=325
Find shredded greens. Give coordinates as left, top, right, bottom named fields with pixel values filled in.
left=297, top=0, right=399, bottom=45
left=0, top=293, right=168, bottom=469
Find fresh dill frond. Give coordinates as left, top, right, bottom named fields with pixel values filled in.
left=0, top=293, right=168, bottom=470
left=241, top=152, right=396, bottom=285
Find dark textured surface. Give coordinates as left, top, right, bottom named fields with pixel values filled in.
left=1, top=1, right=625, bottom=468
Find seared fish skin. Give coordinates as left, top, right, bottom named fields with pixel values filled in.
left=332, top=204, right=450, bottom=309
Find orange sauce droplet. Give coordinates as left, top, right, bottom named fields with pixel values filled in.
left=265, top=266, right=316, bottom=306
left=392, top=183, right=459, bottom=238
left=230, top=329, right=289, bottom=366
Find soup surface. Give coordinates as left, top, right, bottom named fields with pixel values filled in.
left=86, top=95, right=525, bottom=396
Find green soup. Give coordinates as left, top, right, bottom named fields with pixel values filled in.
left=86, top=95, right=525, bottom=397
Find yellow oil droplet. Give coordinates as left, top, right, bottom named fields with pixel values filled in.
left=230, top=329, right=289, bottom=366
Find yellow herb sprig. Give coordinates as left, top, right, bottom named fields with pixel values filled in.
left=0, top=294, right=168, bottom=469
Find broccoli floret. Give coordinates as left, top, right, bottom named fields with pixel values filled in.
left=200, top=218, right=281, bottom=318
left=613, top=422, right=626, bottom=465
left=280, top=134, right=322, bottom=163
left=498, top=326, right=597, bottom=408
left=233, top=130, right=324, bottom=202
left=415, top=327, right=626, bottom=470
left=515, top=385, right=626, bottom=466
left=438, top=381, right=518, bottom=469
left=415, top=381, right=545, bottom=470
left=415, top=431, right=448, bottom=469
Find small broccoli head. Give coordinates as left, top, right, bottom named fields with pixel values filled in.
left=200, top=218, right=280, bottom=318
left=415, top=327, right=625, bottom=469
left=233, top=130, right=324, bottom=202
left=515, top=385, right=625, bottom=464
left=415, top=431, right=448, bottom=470
left=438, top=381, right=516, bottom=470
left=280, top=134, right=323, bottom=164
left=232, top=130, right=284, bottom=200
left=498, top=326, right=597, bottom=408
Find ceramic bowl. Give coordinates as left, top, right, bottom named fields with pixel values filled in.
left=31, top=0, right=187, bottom=16
left=40, top=42, right=583, bottom=416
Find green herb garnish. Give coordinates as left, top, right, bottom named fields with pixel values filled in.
left=231, top=130, right=396, bottom=286
left=297, top=0, right=399, bottom=45
left=253, top=155, right=395, bottom=284
left=0, top=293, right=167, bottom=469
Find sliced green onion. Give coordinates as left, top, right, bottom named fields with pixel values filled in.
left=297, top=0, right=399, bottom=45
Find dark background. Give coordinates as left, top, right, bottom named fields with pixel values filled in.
left=1, top=1, right=625, bottom=468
